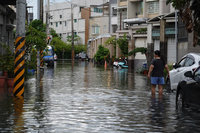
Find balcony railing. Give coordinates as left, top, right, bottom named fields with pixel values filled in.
left=152, top=28, right=176, bottom=37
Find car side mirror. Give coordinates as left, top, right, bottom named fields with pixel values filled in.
left=173, top=63, right=179, bottom=69
left=184, top=71, right=193, bottom=78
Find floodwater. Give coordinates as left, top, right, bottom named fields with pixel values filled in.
left=0, top=61, right=200, bottom=133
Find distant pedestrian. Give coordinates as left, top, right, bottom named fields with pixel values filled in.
left=148, top=50, right=169, bottom=96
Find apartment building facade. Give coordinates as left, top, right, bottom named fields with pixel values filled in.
left=89, top=2, right=110, bottom=39
left=110, top=0, right=118, bottom=34
left=114, top=0, right=176, bottom=69
left=0, top=4, right=16, bottom=55
left=46, top=0, right=108, bottom=45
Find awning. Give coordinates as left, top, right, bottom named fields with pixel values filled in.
left=147, top=12, right=176, bottom=23
left=123, top=18, right=148, bottom=24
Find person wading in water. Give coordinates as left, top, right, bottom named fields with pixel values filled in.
left=148, top=50, right=169, bottom=96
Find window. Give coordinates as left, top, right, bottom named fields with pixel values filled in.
left=178, top=58, right=186, bottom=67
left=194, top=68, right=200, bottom=81
left=148, top=1, right=159, bottom=14
left=112, top=8, right=117, bottom=16
left=60, top=15, right=62, bottom=18
left=74, top=19, right=77, bottom=23
left=178, top=57, right=194, bottom=67
left=56, top=22, right=58, bottom=27
left=137, top=2, right=143, bottom=15
left=184, top=58, right=195, bottom=67
left=50, top=22, right=53, bottom=25
left=65, top=21, right=67, bottom=26
left=94, top=8, right=103, bottom=13
left=92, top=26, right=100, bottom=34
left=80, top=7, right=84, bottom=12
left=60, top=21, right=62, bottom=25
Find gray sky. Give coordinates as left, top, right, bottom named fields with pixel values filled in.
left=27, top=0, right=66, bottom=19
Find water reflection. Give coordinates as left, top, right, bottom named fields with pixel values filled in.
left=13, top=98, right=25, bottom=132
left=149, top=95, right=166, bottom=132
left=1, top=61, right=200, bottom=132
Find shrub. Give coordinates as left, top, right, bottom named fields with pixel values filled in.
left=94, top=45, right=110, bottom=64
left=117, top=34, right=128, bottom=56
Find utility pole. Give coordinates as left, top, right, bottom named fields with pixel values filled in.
left=36, top=0, right=43, bottom=74
left=71, top=3, right=75, bottom=61
left=14, top=0, right=26, bottom=98
left=46, top=0, right=50, bottom=36
left=175, top=10, right=178, bottom=62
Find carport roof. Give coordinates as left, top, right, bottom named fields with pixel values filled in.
left=0, top=0, right=16, bottom=5
left=147, top=12, right=176, bottom=23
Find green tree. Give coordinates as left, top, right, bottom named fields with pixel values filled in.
left=50, top=37, right=68, bottom=59
left=128, top=47, right=147, bottom=57
left=29, top=19, right=46, bottom=33
left=167, top=0, right=200, bottom=46
left=94, top=45, right=110, bottom=64
left=67, top=35, right=81, bottom=43
left=50, top=28, right=59, bottom=38
left=117, top=34, right=128, bottom=56
left=105, top=36, right=117, bottom=57
left=50, top=37, right=86, bottom=59
left=25, top=20, right=47, bottom=72
left=26, top=20, right=47, bottom=51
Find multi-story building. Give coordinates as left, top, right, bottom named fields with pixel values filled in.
left=109, top=0, right=118, bottom=34
left=114, top=0, right=175, bottom=69
left=0, top=4, right=16, bottom=55
left=46, top=0, right=107, bottom=45
left=117, top=0, right=128, bottom=31
left=87, top=2, right=111, bottom=60
left=89, top=2, right=110, bottom=39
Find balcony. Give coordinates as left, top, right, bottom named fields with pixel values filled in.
left=152, top=28, right=176, bottom=37
left=119, top=0, right=127, bottom=7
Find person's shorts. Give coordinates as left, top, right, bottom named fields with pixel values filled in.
left=151, top=77, right=165, bottom=85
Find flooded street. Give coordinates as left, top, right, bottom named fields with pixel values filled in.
left=1, top=61, right=200, bottom=132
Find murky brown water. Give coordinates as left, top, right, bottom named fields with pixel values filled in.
left=0, top=61, right=200, bottom=132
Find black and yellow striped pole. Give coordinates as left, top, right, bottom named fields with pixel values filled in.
left=14, top=0, right=26, bottom=98
left=40, top=50, right=44, bottom=67
left=14, top=37, right=25, bottom=97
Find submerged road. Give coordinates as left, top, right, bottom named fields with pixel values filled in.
left=0, top=61, right=200, bottom=132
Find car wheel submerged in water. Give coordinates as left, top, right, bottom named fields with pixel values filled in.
left=176, top=88, right=185, bottom=110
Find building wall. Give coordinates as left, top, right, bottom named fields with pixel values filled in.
left=110, top=0, right=118, bottom=34
left=0, top=5, right=15, bottom=55
left=81, top=8, right=91, bottom=45
left=117, top=8, right=127, bottom=30
left=135, top=38, right=147, bottom=60
left=159, top=0, right=170, bottom=15
left=89, top=16, right=109, bottom=39
left=154, top=38, right=177, bottom=64
left=178, top=32, right=200, bottom=62
left=46, top=0, right=106, bottom=44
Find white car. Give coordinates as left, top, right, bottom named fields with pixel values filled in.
left=169, top=53, right=200, bottom=90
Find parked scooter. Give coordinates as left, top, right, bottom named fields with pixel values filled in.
left=113, top=58, right=128, bottom=69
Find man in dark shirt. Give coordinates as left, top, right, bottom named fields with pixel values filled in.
left=148, top=50, right=169, bottom=96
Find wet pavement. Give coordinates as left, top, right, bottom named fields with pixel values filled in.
left=1, top=61, right=200, bottom=132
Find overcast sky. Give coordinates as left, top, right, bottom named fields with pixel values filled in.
left=27, top=0, right=66, bottom=19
